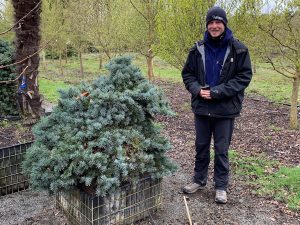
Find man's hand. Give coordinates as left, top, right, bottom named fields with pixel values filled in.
left=200, top=89, right=212, bottom=100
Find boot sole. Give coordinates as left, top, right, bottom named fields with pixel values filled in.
left=215, top=198, right=227, bottom=204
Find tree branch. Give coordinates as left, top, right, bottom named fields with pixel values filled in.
left=130, top=0, right=149, bottom=22
left=281, top=66, right=295, bottom=76
left=286, top=16, right=299, bottom=50
left=277, top=42, right=297, bottom=65
left=0, top=65, right=29, bottom=84
left=268, top=29, right=297, bottom=53
left=0, top=46, right=42, bottom=69
left=138, top=49, right=148, bottom=57
left=0, top=0, right=42, bottom=36
left=258, top=23, right=297, bottom=56
left=266, top=56, right=294, bottom=79
left=0, top=40, right=51, bottom=69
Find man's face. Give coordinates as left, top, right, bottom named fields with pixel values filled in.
left=207, top=20, right=225, bottom=38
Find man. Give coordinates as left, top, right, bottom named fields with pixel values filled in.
left=181, top=6, right=252, bottom=203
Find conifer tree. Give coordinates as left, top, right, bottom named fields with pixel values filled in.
left=0, top=40, right=17, bottom=116
left=23, top=56, right=176, bottom=196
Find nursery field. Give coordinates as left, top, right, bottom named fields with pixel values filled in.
left=0, top=55, right=300, bottom=225
left=37, top=54, right=300, bottom=105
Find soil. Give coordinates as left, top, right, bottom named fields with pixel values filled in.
left=0, top=80, right=299, bottom=225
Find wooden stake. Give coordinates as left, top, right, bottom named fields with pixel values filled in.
left=183, top=195, right=192, bottom=225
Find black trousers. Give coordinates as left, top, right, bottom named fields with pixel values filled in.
left=193, top=114, right=234, bottom=191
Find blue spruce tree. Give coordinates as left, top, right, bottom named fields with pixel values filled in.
left=23, top=56, right=176, bottom=196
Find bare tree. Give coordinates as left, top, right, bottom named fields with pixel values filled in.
left=257, top=1, right=299, bottom=129
left=129, top=0, right=161, bottom=80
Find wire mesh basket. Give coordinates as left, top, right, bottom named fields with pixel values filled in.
left=56, top=176, right=162, bottom=225
left=0, top=142, right=32, bottom=196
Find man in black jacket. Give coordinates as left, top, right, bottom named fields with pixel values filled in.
left=182, top=6, right=252, bottom=203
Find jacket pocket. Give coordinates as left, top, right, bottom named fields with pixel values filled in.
left=212, top=98, right=238, bottom=116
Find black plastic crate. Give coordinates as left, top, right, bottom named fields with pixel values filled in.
left=0, top=142, right=33, bottom=196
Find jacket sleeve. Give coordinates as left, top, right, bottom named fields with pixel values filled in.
left=182, top=50, right=202, bottom=97
left=210, top=49, right=253, bottom=99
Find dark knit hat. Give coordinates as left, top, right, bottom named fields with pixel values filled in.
left=206, top=6, right=227, bottom=27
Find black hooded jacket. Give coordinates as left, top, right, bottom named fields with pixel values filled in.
left=182, top=37, right=253, bottom=118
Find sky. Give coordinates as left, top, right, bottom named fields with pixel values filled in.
left=0, top=0, right=283, bottom=15
left=0, top=0, right=5, bottom=12
left=262, top=0, right=277, bottom=13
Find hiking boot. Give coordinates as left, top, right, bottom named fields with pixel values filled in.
left=215, top=189, right=227, bottom=204
left=182, top=182, right=205, bottom=194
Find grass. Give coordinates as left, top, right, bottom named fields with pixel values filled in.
left=257, top=167, right=300, bottom=210
left=247, top=63, right=299, bottom=104
left=39, top=78, right=70, bottom=103
left=229, top=150, right=300, bottom=211
left=131, top=54, right=182, bottom=82
left=0, top=119, right=10, bottom=128
left=229, top=150, right=280, bottom=179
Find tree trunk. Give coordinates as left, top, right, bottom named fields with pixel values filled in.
left=145, top=2, right=155, bottom=81
left=51, top=46, right=54, bottom=63
left=65, top=46, right=68, bottom=64
left=290, top=70, right=299, bottom=129
left=103, top=48, right=111, bottom=60
left=12, top=0, right=43, bottom=123
left=79, top=51, right=84, bottom=79
left=59, top=50, right=64, bottom=76
left=99, top=53, right=102, bottom=70
left=146, top=49, right=154, bottom=80
left=41, top=50, right=46, bottom=69
left=253, top=59, right=256, bottom=74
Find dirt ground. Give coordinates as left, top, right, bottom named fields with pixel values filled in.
left=0, top=80, right=299, bottom=225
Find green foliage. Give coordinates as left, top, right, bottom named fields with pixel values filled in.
left=45, top=45, right=78, bottom=59
left=0, top=119, right=10, bottom=128
left=230, top=150, right=300, bottom=210
left=155, top=0, right=215, bottom=69
left=0, top=1, right=15, bottom=42
left=23, top=55, right=177, bottom=196
left=0, top=39, right=18, bottom=116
